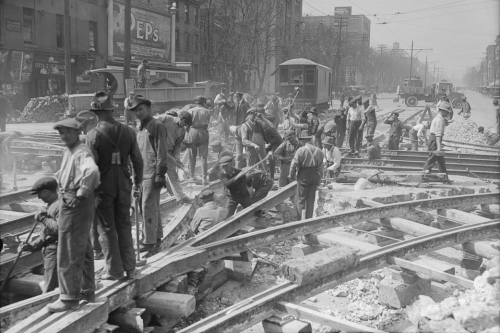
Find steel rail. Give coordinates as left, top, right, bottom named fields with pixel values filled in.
left=380, top=153, right=500, bottom=166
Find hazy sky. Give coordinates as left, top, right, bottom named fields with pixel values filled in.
left=303, top=0, right=500, bottom=83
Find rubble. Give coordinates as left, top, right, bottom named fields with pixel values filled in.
left=22, top=95, right=68, bottom=122
left=443, top=118, right=488, bottom=145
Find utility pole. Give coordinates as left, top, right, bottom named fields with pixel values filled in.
left=334, top=16, right=347, bottom=94
left=424, top=56, right=427, bottom=87
left=397, top=41, right=432, bottom=88
left=64, top=0, right=71, bottom=94
left=359, top=33, right=370, bottom=86
left=124, top=0, right=131, bottom=80
left=377, top=45, right=387, bottom=86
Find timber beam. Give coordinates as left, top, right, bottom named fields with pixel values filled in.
left=0, top=189, right=32, bottom=208
left=0, top=212, right=35, bottom=236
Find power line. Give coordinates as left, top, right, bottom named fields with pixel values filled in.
left=380, top=5, right=498, bottom=24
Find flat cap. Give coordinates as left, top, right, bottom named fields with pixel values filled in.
left=354, top=95, right=362, bottom=101
left=179, top=110, right=193, bottom=125
left=299, top=135, right=314, bottom=140
left=129, top=96, right=151, bottom=110
left=53, top=118, right=81, bottom=130
left=210, top=140, right=222, bottom=147
left=308, top=107, right=318, bottom=115
left=246, top=107, right=258, bottom=114
left=199, top=189, right=214, bottom=200
left=338, top=107, right=346, bottom=112
left=30, top=176, right=58, bottom=194
left=322, top=136, right=335, bottom=145
left=166, top=110, right=178, bottom=117
left=193, top=95, right=206, bottom=103
left=235, top=92, right=243, bottom=97
left=218, top=155, right=233, bottom=166
left=285, top=129, right=296, bottom=138
left=392, top=111, right=400, bottom=116
left=257, top=102, right=265, bottom=108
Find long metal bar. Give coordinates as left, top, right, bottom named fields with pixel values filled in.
left=381, top=154, right=500, bottom=166
left=0, top=189, right=32, bottom=208
left=5, top=192, right=498, bottom=332
left=341, top=148, right=500, bottom=161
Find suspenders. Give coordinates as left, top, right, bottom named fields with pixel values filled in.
left=304, top=145, right=319, bottom=168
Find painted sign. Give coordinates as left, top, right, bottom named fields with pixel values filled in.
left=334, top=6, right=352, bottom=16
left=0, top=49, right=33, bottom=83
left=6, top=20, right=22, bottom=32
left=110, top=1, right=171, bottom=63
left=32, top=54, right=66, bottom=79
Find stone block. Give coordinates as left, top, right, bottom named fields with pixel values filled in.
left=453, top=304, right=500, bottom=332
left=392, top=270, right=420, bottom=285
left=379, top=277, right=431, bottom=308
left=290, top=244, right=323, bottom=258
left=157, top=275, right=188, bottom=293
left=262, top=318, right=312, bottom=333
left=225, top=259, right=258, bottom=281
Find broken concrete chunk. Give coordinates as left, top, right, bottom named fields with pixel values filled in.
left=452, top=305, right=500, bottom=333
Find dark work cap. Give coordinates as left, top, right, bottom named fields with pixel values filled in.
left=219, top=155, right=233, bottom=166
left=30, top=177, right=58, bottom=194
left=338, top=107, right=346, bottom=112
left=193, top=95, right=206, bottom=104
left=209, top=140, right=222, bottom=147
left=91, top=91, right=114, bottom=111
left=199, top=190, right=214, bottom=200
left=129, top=96, right=151, bottom=111
left=308, top=107, right=318, bottom=115
left=179, top=110, right=193, bottom=125
left=285, top=129, right=296, bottom=138
left=235, top=92, right=243, bottom=97
left=53, top=118, right=81, bottom=130
left=246, top=107, right=258, bottom=114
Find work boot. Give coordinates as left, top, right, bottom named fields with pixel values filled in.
left=80, top=291, right=96, bottom=302
left=101, top=272, right=124, bottom=280
left=202, top=177, right=209, bottom=186
left=126, top=268, right=137, bottom=279
left=139, top=243, right=156, bottom=253
left=46, top=299, right=79, bottom=313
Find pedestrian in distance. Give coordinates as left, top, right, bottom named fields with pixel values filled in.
left=129, top=96, right=169, bottom=254
left=87, top=91, right=144, bottom=280
left=47, top=118, right=100, bottom=312
left=19, top=177, right=60, bottom=293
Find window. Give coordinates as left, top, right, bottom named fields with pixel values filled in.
left=23, top=7, right=34, bottom=44
left=89, top=21, right=97, bottom=52
left=185, top=32, right=190, bottom=52
left=56, top=15, right=64, bottom=48
left=194, top=7, right=199, bottom=25
left=305, top=69, right=315, bottom=84
left=291, top=69, right=303, bottom=84
left=175, top=29, right=180, bottom=51
left=0, top=3, right=4, bottom=43
left=194, top=34, right=199, bottom=53
left=280, top=68, right=289, bottom=84
left=185, top=4, right=190, bottom=24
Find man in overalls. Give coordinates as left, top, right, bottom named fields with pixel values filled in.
left=187, top=96, right=211, bottom=185
left=289, top=135, right=324, bottom=219
left=129, top=96, right=169, bottom=254
left=274, top=129, right=302, bottom=190
left=241, top=108, right=266, bottom=168
left=87, top=91, right=144, bottom=280
left=47, top=118, right=100, bottom=312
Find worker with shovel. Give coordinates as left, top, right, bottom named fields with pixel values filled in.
left=87, top=91, right=144, bottom=280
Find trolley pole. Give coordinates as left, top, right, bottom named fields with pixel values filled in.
left=124, top=0, right=131, bottom=80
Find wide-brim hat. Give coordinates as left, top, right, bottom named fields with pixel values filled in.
left=438, top=102, right=451, bottom=112
left=91, top=91, right=115, bottom=111
left=322, top=136, right=335, bottom=145
left=129, top=96, right=151, bottom=111
left=299, top=135, right=314, bottom=140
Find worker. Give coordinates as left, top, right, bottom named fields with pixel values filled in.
left=371, top=91, right=382, bottom=111
left=334, top=107, right=347, bottom=148
left=384, top=112, right=404, bottom=150
left=409, top=122, right=429, bottom=151
left=47, top=118, right=100, bottom=312
left=339, top=90, right=346, bottom=108
left=214, top=87, right=227, bottom=111
left=214, top=88, right=230, bottom=141
left=437, top=94, right=453, bottom=120
left=322, top=136, right=342, bottom=179
left=234, top=92, right=250, bottom=125
left=265, top=95, right=281, bottom=128
left=321, top=119, right=337, bottom=141
left=129, top=96, right=169, bottom=254
left=255, top=109, right=283, bottom=181
left=307, top=107, right=321, bottom=149
left=218, top=155, right=273, bottom=218
left=274, top=129, right=302, bottom=190
left=347, top=97, right=363, bottom=154
left=241, top=108, right=266, bottom=170
left=458, top=96, right=471, bottom=119
left=86, top=92, right=144, bottom=280
left=423, top=102, right=451, bottom=178
left=123, top=91, right=136, bottom=127
left=363, top=97, right=377, bottom=137
left=366, top=135, right=381, bottom=160
left=137, top=59, right=149, bottom=88
left=18, top=177, right=60, bottom=293
left=207, top=140, right=233, bottom=181
left=478, top=126, right=500, bottom=146
left=289, top=135, right=324, bottom=219
left=285, top=93, right=295, bottom=109
left=190, top=190, right=225, bottom=235
left=156, top=110, right=192, bottom=203
left=0, top=93, right=11, bottom=132
left=186, top=96, right=211, bottom=185
left=494, top=99, right=500, bottom=134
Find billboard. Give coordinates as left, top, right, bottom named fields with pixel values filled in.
left=109, top=1, right=171, bottom=63
left=334, top=6, right=352, bottom=16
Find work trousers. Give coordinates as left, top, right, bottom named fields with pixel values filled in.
left=218, top=119, right=230, bottom=141
left=423, top=134, right=447, bottom=174
left=141, top=178, right=163, bottom=245
left=340, top=100, right=345, bottom=107
left=388, top=135, right=401, bottom=150
left=187, top=127, right=209, bottom=178
left=95, top=186, right=136, bottom=276
left=267, top=141, right=281, bottom=181
left=235, top=140, right=247, bottom=169
left=166, top=150, right=186, bottom=200
left=296, top=167, right=320, bottom=219
left=348, top=120, right=362, bottom=152
left=91, top=217, right=102, bottom=254
left=409, top=129, right=419, bottom=151
left=225, top=180, right=272, bottom=218
left=366, top=121, right=377, bottom=136
left=43, top=244, right=58, bottom=293
left=58, top=192, right=95, bottom=301
left=279, top=162, right=292, bottom=188
left=336, top=128, right=346, bottom=148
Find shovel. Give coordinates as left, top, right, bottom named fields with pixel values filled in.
left=353, top=171, right=384, bottom=191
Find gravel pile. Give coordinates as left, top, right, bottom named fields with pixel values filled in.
left=444, top=118, right=488, bottom=145
left=22, top=95, right=68, bottom=122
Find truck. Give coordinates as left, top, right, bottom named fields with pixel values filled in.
left=396, top=78, right=464, bottom=108
left=65, top=68, right=210, bottom=132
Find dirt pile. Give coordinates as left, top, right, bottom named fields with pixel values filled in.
left=22, top=95, right=68, bottom=122
left=444, top=118, right=488, bottom=145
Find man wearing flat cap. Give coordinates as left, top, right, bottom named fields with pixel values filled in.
left=87, top=91, right=144, bottom=280
left=366, top=135, right=381, bottom=160
left=383, top=111, right=404, bottom=150
left=185, top=96, right=211, bottom=185
left=129, top=95, right=169, bottom=254
left=274, top=129, right=302, bottom=190
left=156, top=110, right=192, bottom=203
left=207, top=140, right=232, bottom=181
left=190, top=190, right=224, bottom=235
left=241, top=108, right=267, bottom=169
left=234, top=92, right=250, bottom=126
left=18, top=177, right=60, bottom=293
left=307, top=107, right=321, bottom=148
left=363, top=97, right=377, bottom=138
left=423, top=102, right=452, bottom=180
left=347, top=98, right=364, bottom=154
left=47, top=118, right=100, bottom=312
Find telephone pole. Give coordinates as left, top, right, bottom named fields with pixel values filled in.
left=124, top=0, right=132, bottom=80
left=397, top=41, right=432, bottom=87
left=334, top=16, right=348, bottom=94
left=424, top=56, right=427, bottom=87
left=64, top=0, right=71, bottom=94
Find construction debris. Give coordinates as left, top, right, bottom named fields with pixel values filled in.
left=22, top=95, right=68, bottom=122
left=444, top=118, right=488, bottom=145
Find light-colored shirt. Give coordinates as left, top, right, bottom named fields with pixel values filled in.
left=429, top=113, right=446, bottom=137
left=188, top=106, right=211, bottom=128
left=348, top=106, right=363, bottom=121
left=55, top=141, right=100, bottom=197
left=290, top=143, right=324, bottom=178
left=124, top=96, right=134, bottom=109
left=155, top=114, right=186, bottom=160
left=190, top=201, right=224, bottom=234
left=324, top=146, right=342, bottom=171
left=412, top=123, right=427, bottom=139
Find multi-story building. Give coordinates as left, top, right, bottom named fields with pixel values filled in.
left=486, top=44, right=496, bottom=85
left=0, top=0, right=107, bottom=101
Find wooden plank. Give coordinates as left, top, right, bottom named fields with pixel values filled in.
left=304, top=233, right=379, bottom=253
left=0, top=251, right=43, bottom=281
left=159, top=204, right=195, bottom=251
left=281, top=246, right=359, bottom=285
left=437, top=209, right=491, bottom=224
left=7, top=274, right=45, bottom=296
left=275, top=302, right=387, bottom=333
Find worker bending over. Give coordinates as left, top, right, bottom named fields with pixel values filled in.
left=478, top=126, right=500, bottom=146
left=190, top=190, right=225, bottom=235
left=458, top=96, right=471, bottom=119
left=409, top=122, right=429, bottom=151
left=322, top=136, right=342, bottom=179
left=366, top=135, right=381, bottom=160
left=207, top=140, right=233, bottom=181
